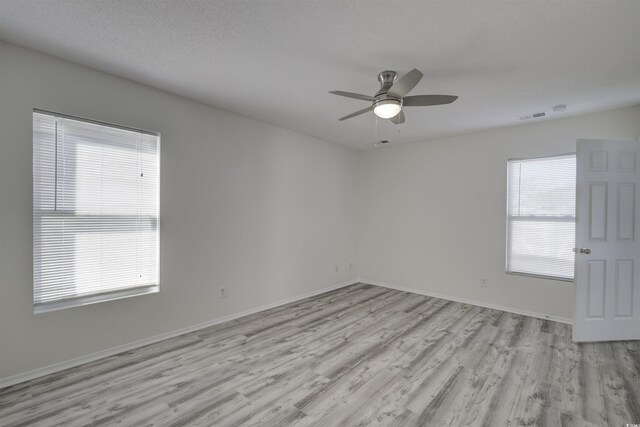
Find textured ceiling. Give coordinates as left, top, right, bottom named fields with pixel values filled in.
left=1, top=0, right=639, bottom=150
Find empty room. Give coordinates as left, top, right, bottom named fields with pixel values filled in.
left=1, top=1, right=639, bottom=426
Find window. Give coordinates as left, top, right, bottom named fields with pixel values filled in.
left=506, top=154, right=576, bottom=281
left=33, top=110, right=159, bottom=313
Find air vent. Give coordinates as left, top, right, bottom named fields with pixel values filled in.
left=519, top=104, right=567, bottom=121
left=519, top=111, right=546, bottom=121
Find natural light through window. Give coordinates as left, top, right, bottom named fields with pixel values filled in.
left=506, top=154, right=576, bottom=280
left=33, top=110, right=160, bottom=313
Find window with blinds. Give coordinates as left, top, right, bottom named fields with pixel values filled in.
left=33, top=110, right=159, bottom=313
left=506, top=154, right=576, bottom=281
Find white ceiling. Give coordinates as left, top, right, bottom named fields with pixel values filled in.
left=1, top=1, right=639, bottom=150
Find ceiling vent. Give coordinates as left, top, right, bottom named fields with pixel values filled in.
left=519, top=111, right=546, bottom=121
left=518, top=104, right=567, bottom=121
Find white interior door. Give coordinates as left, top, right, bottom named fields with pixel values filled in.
left=574, top=138, right=640, bottom=342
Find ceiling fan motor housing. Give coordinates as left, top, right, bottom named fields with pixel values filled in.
left=374, top=71, right=403, bottom=118
left=375, top=71, right=398, bottom=97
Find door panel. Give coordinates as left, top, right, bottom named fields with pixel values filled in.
left=614, top=260, right=633, bottom=318
left=588, top=183, right=607, bottom=240
left=586, top=260, right=606, bottom=319
left=574, top=139, right=640, bottom=342
left=616, top=183, right=635, bottom=240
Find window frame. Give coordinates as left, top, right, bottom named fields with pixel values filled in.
left=33, top=109, right=161, bottom=313
left=505, top=153, right=576, bottom=282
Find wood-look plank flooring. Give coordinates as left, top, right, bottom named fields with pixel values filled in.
left=1, top=283, right=639, bottom=426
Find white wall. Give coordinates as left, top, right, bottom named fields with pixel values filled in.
left=357, top=106, right=640, bottom=321
left=0, top=42, right=358, bottom=381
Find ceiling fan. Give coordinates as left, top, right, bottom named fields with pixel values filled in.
left=329, top=69, right=457, bottom=124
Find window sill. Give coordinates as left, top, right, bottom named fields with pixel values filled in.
left=505, top=271, right=574, bottom=283
left=34, top=285, right=159, bottom=314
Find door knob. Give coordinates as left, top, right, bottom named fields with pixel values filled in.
left=574, top=248, right=591, bottom=254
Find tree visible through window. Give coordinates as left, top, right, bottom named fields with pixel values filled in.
left=506, top=154, right=576, bottom=280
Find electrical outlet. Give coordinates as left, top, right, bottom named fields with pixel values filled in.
left=335, top=265, right=339, bottom=273
left=480, top=278, right=488, bottom=288
left=219, top=286, right=227, bottom=298
left=349, top=262, right=353, bottom=271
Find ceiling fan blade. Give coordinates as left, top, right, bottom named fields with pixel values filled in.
left=402, top=95, right=458, bottom=106
left=338, top=106, right=374, bottom=121
left=387, top=68, right=423, bottom=98
left=329, top=91, right=375, bottom=102
left=389, top=110, right=405, bottom=124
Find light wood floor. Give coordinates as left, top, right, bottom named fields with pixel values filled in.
left=1, top=283, right=639, bottom=426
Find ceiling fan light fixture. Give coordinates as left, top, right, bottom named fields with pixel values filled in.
left=373, top=99, right=401, bottom=119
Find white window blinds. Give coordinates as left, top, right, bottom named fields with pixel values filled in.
left=507, top=154, right=576, bottom=280
left=33, top=111, right=159, bottom=313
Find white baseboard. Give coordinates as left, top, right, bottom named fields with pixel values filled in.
left=360, top=279, right=573, bottom=325
left=0, top=279, right=358, bottom=389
